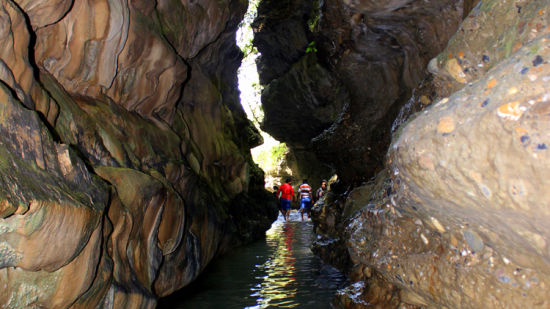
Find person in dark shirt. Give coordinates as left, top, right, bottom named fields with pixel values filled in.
left=273, top=185, right=284, bottom=217
left=315, top=179, right=327, bottom=203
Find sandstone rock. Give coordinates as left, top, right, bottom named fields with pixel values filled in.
left=429, top=0, right=550, bottom=97
left=343, top=1, right=550, bottom=307
left=0, top=78, right=108, bottom=307
left=0, top=0, right=277, bottom=307
left=35, top=0, right=188, bottom=123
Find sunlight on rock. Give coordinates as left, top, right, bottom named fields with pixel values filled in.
left=237, top=0, right=290, bottom=188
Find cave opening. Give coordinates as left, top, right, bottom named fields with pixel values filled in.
left=237, top=0, right=291, bottom=190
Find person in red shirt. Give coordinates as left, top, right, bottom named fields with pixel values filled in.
left=276, top=178, right=295, bottom=221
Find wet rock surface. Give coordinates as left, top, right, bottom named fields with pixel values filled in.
left=311, top=185, right=352, bottom=272
left=0, top=0, right=277, bottom=307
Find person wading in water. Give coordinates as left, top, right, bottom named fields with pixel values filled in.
left=272, top=185, right=284, bottom=217
left=315, top=179, right=327, bottom=203
left=276, top=178, right=295, bottom=221
left=298, top=179, right=313, bottom=221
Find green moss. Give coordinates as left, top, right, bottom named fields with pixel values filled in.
left=501, top=23, right=518, bottom=58
left=95, top=166, right=162, bottom=207
left=308, top=0, right=322, bottom=33
left=253, top=142, right=287, bottom=174
left=305, top=41, right=317, bottom=53
left=186, top=152, right=201, bottom=175
left=529, top=43, right=541, bottom=55
left=0, top=83, right=107, bottom=214
left=479, top=0, right=498, bottom=12
left=22, top=206, right=46, bottom=235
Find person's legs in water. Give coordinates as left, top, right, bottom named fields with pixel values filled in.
left=285, top=205, right=290, bottom=221
left=300, top=197, right=311, bottom=221
left=280, top=198, right=291, bottom=221
left=305, top=199, right=312, bottom=220
left=286, top=201, right=291, bottom=221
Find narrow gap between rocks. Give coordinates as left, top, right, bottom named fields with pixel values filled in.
left=237, top=0, right=291, bottom=190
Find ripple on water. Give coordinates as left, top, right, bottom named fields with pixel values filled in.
left=158, top=210, right=347, bottom=309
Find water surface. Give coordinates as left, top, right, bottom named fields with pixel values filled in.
left=159, top=211, right=347, bottom=308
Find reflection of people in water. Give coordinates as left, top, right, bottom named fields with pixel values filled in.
left=282, top=225, right=296, bottom=273
left=283, top=225, right=294, bottom=249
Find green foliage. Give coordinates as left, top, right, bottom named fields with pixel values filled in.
left=240, top=80, right=263, bottom=127
left=306, top=41, right=318, bottom=53
left=253, top=142, right=288, bottom=173
left=237, top=0, right=260, bottom=57
left=241, top=0, right=259, bottom=25
left=270, top=143, right=287, bottom=163
left=308, top=0, right=322, bottom=32
left=251, top=82, right=261, bottom=91
left=241, top=44, right=258, bottom=58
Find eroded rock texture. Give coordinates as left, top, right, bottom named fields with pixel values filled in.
left=254, top=0, right=475, bottom=182
left=0, top=0, right=277, bottom=307
left=346, top=2, right=550, bottom=307
left=256, top=0, right=550, bottom=308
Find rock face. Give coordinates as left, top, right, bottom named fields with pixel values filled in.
left=0, top=0, right=277, bottom=307
left=254, top=0, right=474, bottom=182
left=347, top=2, right=550, bottom=307
left=256, top=0, right=550, bottom=308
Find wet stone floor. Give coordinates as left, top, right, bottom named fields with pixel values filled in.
left=158, top=210, right=347, bottom=308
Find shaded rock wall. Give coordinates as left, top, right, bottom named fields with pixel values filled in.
left=0, top=0, right=277, bottom=307
left=255, top=0, right=550, bottom=307
left=254, top=0, right=471, bottom=183
left=252, top=0, right=340, bottom=184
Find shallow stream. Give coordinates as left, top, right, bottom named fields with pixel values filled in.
left=159, top=211, right=347, bottom=308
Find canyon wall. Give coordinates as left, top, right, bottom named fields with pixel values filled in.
left=255, top=0, right=550, bottom=307
left=0, top=0, right=277, bottom=308
left=254, top=0, right=477, bottom=183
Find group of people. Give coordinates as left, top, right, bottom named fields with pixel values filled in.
left=273, top=178, right=327, bottom=221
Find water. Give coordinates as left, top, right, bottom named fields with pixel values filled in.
left=159, top=211, right=347, bottom=309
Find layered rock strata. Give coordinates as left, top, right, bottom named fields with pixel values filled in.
left=0, top=0, right=277, bottom=307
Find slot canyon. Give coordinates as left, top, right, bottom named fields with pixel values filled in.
left=0, top=0, right=549, bottom=308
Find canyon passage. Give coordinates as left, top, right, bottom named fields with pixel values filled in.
left=0, top=0, right=550, bottom=308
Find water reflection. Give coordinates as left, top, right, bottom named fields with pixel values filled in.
left=159, top=211, right=347, bottom=309
left=252, top=222, right=298, bottom=307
